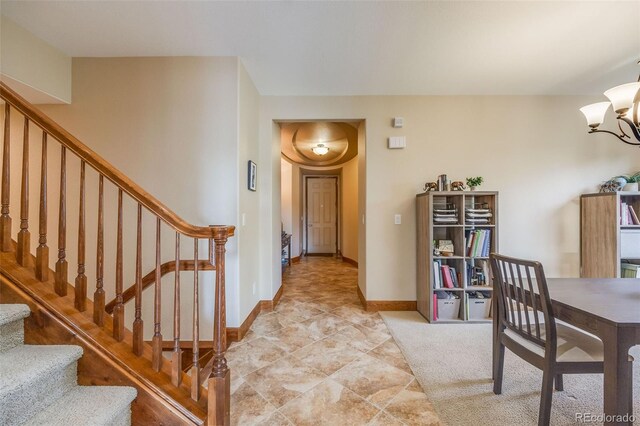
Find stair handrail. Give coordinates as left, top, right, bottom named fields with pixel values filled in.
left=1, top=81, right=233, bottom=425
left=0, top=82, right=234, bottom=240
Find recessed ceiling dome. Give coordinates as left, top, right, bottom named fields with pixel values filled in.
left=281, top=121, right=358, bottom=167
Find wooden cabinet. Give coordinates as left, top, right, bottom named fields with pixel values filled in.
left=580, top=192, right=640, bottom=278
left=416, top=191, right=499, bottom=323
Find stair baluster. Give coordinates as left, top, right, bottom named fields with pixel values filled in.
left=152, top=217, right=163, bottom=371
left=16, top=118, right=30, bottom=266
left=93, top=175, right=105, bottom=326
left=172, top=232, right=182, bottom=386
left=54, top=146, right=67, bottom=296
left=0, top=103, right=10, bottom=252
left=113, top=189, right=125, bottom=341
left=74, top=161, right=87, bottom=311
left=35, top=133, right=49, bottom=281
left=191, top=238, right=200, bottom=400
left=132, top=204, right=144, bottom=356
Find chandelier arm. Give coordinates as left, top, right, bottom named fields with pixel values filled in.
left=590, top=129, right=640, bottom=146
left=617, top=116, right=640, bottom=142
left=617, top=120, right=631, bottom=139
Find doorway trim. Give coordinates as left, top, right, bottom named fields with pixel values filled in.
left=304, top=175, right=339, bottom=256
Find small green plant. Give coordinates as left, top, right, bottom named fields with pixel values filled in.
left=466, top=176, right=483, bottom=188
left=613, top=172, right=640, bottom=183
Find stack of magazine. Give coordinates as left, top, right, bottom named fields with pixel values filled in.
left=465, top=203, right=492, bottom=225
left=434, top=203, right=458, bottom=224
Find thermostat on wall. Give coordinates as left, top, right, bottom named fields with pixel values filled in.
left=393, top=117, right=404, bottom=128
left=388, top=136, right=406, bottom=149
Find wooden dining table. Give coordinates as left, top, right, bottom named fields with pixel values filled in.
left=494, top=278, right=640, bottom=426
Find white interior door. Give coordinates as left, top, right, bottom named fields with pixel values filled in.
left=306, top=177, right=337, bottom=254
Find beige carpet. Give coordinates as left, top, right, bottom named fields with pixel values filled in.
left=381, top=311, right=640, bottom=426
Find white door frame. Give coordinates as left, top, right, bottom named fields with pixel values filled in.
left=304, top=175, right=339, bottom=255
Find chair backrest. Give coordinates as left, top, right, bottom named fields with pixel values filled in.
left=490, top=254, right=557, bottom=354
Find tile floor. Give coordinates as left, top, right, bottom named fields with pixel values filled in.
left=227, top=257, right=441, bottom=426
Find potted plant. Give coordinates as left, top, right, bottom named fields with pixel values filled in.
left=614, top=172, right=640, bottom=192
left=466, top=176, right=483, bottom=191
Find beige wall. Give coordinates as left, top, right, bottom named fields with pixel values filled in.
left=237, top=62, right=261, bottom=322
left=29, top=57, right=251, bottom=329
left=260, top=96, right=638, bottom=302
left=341, top=157, right=358, bottom=262
left=280, top=158, right=293, bottom=243
left=357, top=122, right=367, bottom=295
left=1, top=16, right=71, bottom=103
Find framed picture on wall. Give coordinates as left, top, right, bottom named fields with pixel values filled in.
left=248, top=160, right=257, bottom=191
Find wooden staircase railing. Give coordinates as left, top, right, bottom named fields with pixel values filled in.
left=0, top=81, right=234, bottom=426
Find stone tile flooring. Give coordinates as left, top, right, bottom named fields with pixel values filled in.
left=227, top=257, right=441, bottom=425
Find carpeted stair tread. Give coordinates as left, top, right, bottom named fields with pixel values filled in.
left=24, top=386, right=137, bottom=426
left=0, top=344, right=83, bottom=395
left=0, top=304, right=30, bottom=326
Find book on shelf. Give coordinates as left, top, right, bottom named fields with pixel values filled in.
left=630, top=206, right=640, bottom=225
left=433, top=260, right=442, bottom=288
left=620, top=202, right=640, bottom=225
left=441, top=265, right=454, bottom=288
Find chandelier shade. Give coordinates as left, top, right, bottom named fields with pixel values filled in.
left=580, top=102, right=611, bottom=127
left=579, top=61, right=640, bottom=147
left=603, top=82, right=640, bottom=114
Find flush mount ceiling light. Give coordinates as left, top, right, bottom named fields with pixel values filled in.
left=311, top=143, right=329, bottom=156
left=579, top=61, right=640, bottom=147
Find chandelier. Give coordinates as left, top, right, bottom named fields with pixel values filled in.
left=311, top=143, right=329, bottom=156
left=579, top=62, right=640, bottom=147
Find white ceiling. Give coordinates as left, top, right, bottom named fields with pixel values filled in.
left=1, top=1, right=639, bottom=96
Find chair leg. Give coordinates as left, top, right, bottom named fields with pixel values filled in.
left=538, top=369, right=555, bottom=426
left=493, top=340, right=505, bottom=394
left=554, top=374, right=563, bottom=391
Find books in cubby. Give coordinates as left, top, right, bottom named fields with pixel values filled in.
left=620, top=201, right=640, bottom=225
left=466, top=229, right=491, bottom=257
left=467, top=259, right=490, bottom=286
left=432, top=261, right=462, bottom=289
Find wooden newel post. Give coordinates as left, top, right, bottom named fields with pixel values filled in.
left=207, top=227, right=230, bottom=426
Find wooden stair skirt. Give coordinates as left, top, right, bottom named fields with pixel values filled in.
left=0, top=81, right=235, bottom=425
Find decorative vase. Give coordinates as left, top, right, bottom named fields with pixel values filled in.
left=469, top=186, right=476, bottom=191
left=623, top=182, right=639, bottom=192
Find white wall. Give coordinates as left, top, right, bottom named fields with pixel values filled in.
left=28, top=57, right=247, bottom=330
left=0, top=16, right=71, bottom=103
left=260, top=96, right=638, bottom=302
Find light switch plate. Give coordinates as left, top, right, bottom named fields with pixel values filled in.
left=388, top=136, right=406, bottom=149
left=394, top=214, right=402, bottom=225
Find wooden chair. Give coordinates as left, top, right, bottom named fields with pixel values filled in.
left=490, top=254, right=604, bottom=426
